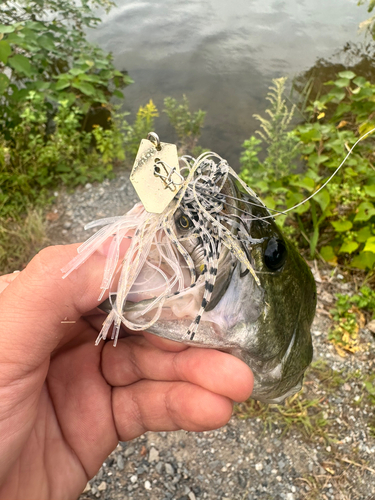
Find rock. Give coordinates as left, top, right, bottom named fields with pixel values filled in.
left=130, top=475, right=138, bottom=484
left=117, top=455, right=125, bottom=470
left=165, top=463, right=175, bottom=475
left=188, top=492, right=196, bottom=500
left=367, top=320, right=375, bottom=334
left=82, top=483, right=91, bottom=493
left=124, top=446, right=135, bottom=458
left=155, top=462, right=164, bottom=474
left=278, top=460, right=286, bottom=470
left=97, top=481, right=107, bottom=492
left=144, top=480, right=152, bottom=490
left=255, top=463, right=263, bottom=471
left=321, top=291, right=334, bottom=304
left=148, top=447, right=159, bottom=463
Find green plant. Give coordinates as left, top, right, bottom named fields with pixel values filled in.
left=0, top=0, right=131, bottom=133
left=239, top=73, right=375, bottom=271
left=163, top=95, right=206, bottom=155
left=328, top=286, right=375, bottom=355
left=123, top=99, right=159, bottom=160
left=0, top=91, right=120, bottom=218
left=235, top=390, right=329, bottom=442
left=0, top=0, right=132, bottom=220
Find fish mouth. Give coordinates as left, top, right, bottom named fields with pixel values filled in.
left=122, top=272, right=305, bottom=405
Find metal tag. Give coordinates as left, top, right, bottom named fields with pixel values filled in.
left=130, top=134, right=183, bottom=213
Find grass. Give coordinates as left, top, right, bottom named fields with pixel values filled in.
left=234, top=360, right=374, bottom=444
left=0, top=210, right=47, bottom=274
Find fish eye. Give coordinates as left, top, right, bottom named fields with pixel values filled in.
left=177, top=215, right=193, bottom=230
left=264, top=238, right=287, bottom=271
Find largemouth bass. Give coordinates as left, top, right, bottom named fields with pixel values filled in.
left=62, top=147, right=316, bottom=404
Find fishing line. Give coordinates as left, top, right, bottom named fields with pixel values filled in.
left=260, top=126, right=375, bottom=220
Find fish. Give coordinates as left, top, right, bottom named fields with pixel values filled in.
left=62, top=149, right=316, bottom=404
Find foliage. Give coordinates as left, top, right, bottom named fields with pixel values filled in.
left=0, top=0, right=132, bottom=219
left=234, top=360, right=342, bottom=443
left=123, top=100, right=159, bottom=160
left=328, top=286, right=375, bottom=355
left=239, top=74, right=375, bottom=271
left=0, top=0, right=131, bottom=133
left=163, top=95, right=206, bottom=155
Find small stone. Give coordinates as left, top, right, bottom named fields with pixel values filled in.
left=255, top=463, right=263, bottom=471
left=117, top=455, right=125, bottom=470
left=148, top=447, right=159, bottom=463
left=97, top=481, right=107, bottom=492
left=238, top=474, right=247, bottom=488
left=130, top=475, right=138, bottom=484
left=124, top=446, right=135, bottom=458
left=286, top=494, right=295, bottom=500
left=343, top=383, right=351, bottom=392
left=165, top=463, right=174, bottom=475
left=155, top=462, right=164, bottom=474
left=85, top=183, right=92, bottom=189
left=82, top=483, right=91, bottom=493
left=63, top=221, right=72, bottom=229
left=367, top=320, right=375, bottom=334
left=188, top=492, right=196, bottom=500
left=321, top=291, right=334, bottom=303
left=144, top=480, right=152, bottom=490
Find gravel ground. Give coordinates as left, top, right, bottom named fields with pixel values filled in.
left=47, top=172, right=375, bottom=500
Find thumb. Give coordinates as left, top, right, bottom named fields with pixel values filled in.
left=0, top=243, right=123, bottom=370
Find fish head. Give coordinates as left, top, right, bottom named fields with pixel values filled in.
left=122, top=175, right=316, bottom=404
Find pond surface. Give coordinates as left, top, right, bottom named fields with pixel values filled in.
left=89, top=0, right=368, bottom=167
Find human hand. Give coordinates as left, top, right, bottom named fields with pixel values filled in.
left=0, top=244, right=253, bottom=500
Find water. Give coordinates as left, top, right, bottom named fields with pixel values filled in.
left=88, top=0, right=368, bottom=167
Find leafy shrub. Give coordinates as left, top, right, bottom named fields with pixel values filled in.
left=163, top=95, right=206, bottom=155
left=0, top=0, right=132, bottom=219
left=239, top=74, right=375, bottom=272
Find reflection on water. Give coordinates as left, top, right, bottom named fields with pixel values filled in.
left=88, top=0, right=367, bottom=167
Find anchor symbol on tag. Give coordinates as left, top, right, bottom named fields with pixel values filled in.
left=153, top=160, right=184, bottom=191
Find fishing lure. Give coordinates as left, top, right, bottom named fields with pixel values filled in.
left=62, top=133, right=269, bottom=345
